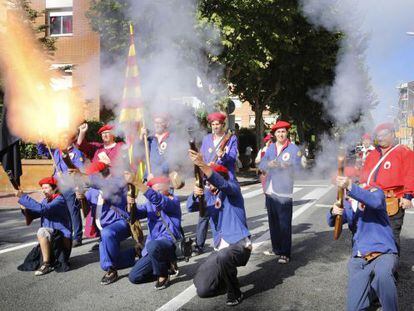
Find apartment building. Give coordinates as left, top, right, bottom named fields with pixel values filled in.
left=31, top=0, right=100, bottom=120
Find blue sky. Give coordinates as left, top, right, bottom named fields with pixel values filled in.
left=361, top=1, right=414, bottom=121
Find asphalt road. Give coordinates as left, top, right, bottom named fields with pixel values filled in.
left=1, top=179, right=413, bottom=311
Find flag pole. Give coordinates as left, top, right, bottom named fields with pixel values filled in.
left=129, top=22, right=151, bottom=176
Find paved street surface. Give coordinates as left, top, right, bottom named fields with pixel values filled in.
left=1, top=178, right=413, bottom=311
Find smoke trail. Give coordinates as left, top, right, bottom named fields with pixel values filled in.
left=296, top=0, right=379, bottom=177
left=300, top=0, right=377, bottom=128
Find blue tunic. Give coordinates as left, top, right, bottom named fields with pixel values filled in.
left=18, top=194, right=72, bottom=239
left=135, top=188, right=182, bottom=256
left=84, top=185, right=129, bottom=229
left=200, top=134, right=238, bottom=179
left=37, top=143, right=84, bottom=177
left=259, top=141, right=301, bottom=197
left=186, top=189, right=219, bottom=240
left=205, top=172, right=250, bottom=247
left=147, top=132, right=176, bottom=176
left=326, top=184, right=397, bottom=257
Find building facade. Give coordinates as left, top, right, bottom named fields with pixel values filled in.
left=396, top=81, right=414, bottom=148
left=31, top=0, right=100, bottom=120
left=231, top=97, right=278, bottom=129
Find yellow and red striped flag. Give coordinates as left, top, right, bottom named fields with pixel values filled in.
left=119, top=23, right=145, bottom=179
left=119, top=23, right=144, bottom=123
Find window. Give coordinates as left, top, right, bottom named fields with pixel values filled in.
left=49, top=11, right=73, bottom=36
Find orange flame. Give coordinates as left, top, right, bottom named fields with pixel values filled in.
left=0, top=2, right=83, bottom=149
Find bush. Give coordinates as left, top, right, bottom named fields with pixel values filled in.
left=19, top=142, right=41, bottom=159
left=19, top=120, right=106, bottom=159
left=85, top=120, right=105, bottom=142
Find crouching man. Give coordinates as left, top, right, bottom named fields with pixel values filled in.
left=328, top=176, right=398, bottom=311
left=79, top=162, right=136, bottom=285
left=188, top=150, right=251, bottom=307
left=128, top=176, right=182, bottom=290
left=17, top=177, right=72, bottom=275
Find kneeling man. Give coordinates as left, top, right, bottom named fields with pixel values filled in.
left=189, top=150, right=251, bottom=307
left=17, top=177, right=72, bottom=275
left=328, top=176, right=398, bottom=311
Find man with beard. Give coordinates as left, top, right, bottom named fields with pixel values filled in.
left=359, top=123, right=414, bottom=253
left=77, top=123, right=124, bottom=165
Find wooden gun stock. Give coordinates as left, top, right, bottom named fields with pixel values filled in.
left=79, top=198, right=90, bottom=218
left=127, top=183, right=137, bottom=223
left=189, top=139, right=206, bottom=217
left=6, top=171, right=33, bottom=226
left=127, top=183, right=144, bottom=245
left=334, top=151, right=346, bottom=240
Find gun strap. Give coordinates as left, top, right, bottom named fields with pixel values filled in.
left=159, top=212, right=184, bottom=243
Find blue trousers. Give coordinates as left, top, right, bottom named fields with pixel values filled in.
left=347, top=254, right=398, bottom=311
left=196, top=215, right=211, bottom=249
left=128, top=239, right=175, bottom=284
left=62, top=190, right=83, bottom=241
left=99, top=220, right=135, bottom=271
left=265, top=194, right=293, bottom=257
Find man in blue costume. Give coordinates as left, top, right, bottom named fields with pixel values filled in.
left=327, top=175, right=398, bottom=311
left=17, top=177, right=72, bottom=276
left=38, top=133, right=85, bottom=247
left=79, top=162, right=136, bottom=285
left=193, top=112, right=239, bottom=255
left=189, top=149, right=251, bottom=307
left=128, top=176, right=182, bottom=290
left=259, top=120, right=302, bottom=264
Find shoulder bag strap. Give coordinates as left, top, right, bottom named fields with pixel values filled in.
left=366, top=144, right=400, bottom=186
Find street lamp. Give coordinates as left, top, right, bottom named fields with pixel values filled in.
left=407, top=32, right=414, bottom=36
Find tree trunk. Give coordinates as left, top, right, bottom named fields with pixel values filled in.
left=296, top=121, right=305, bottom=144
left=254, top=100, right=264, bottom=151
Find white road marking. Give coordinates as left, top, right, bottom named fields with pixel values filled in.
left=405, top=210, right=414, bottom=214
left=295, top=184, right=330, bottom=187
left=0, top=242, right=37, bottom=255
left=156, top=185, right=333, bottom=311
left=315, top=204, right=332, bottom=208
left=157, top=284, right=198, bottom=311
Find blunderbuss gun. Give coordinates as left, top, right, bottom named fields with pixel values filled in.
left=127, top=183, right=144, bottom=250
left=189, top=139, right=207, bottom=217
left=7, top=171, right=33, bottom=226
left=61, top=149, right=90, bottom=218
left=334, top=149, right=346, bottom=240
left=211, top=131, right=233, bottom=163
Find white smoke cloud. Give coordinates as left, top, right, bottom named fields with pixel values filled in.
left=79, top=0, right=223, bottom=190
left=300, top=0, right=376, bottom=128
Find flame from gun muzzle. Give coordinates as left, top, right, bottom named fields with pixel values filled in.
left=0, top=2, right=83, bottom=148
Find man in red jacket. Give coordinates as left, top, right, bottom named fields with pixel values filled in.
left=359, top=123, right=414, bottom=252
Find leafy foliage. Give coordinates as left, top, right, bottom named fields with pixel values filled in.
left=87, top=0, right=341, bottom=148
left=199, top=0, right=341, bottom=147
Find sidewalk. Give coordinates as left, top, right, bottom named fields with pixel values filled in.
left=0, top=169, right=259, bottom=209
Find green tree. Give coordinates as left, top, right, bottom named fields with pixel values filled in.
left=199, top=0, right=341, bottom=147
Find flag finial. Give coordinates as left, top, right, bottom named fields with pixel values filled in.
left=129, top=22, right=134, bottom=36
